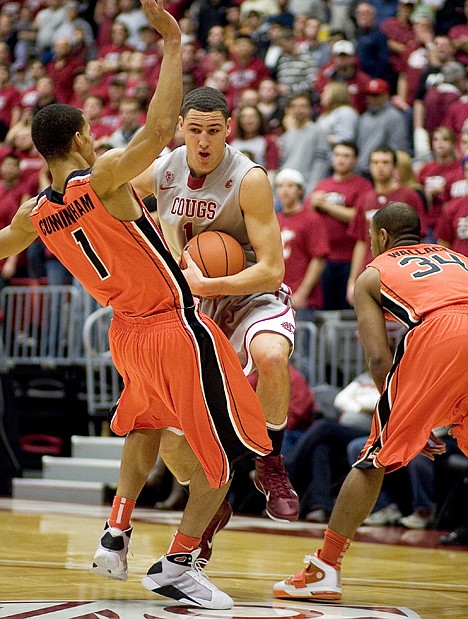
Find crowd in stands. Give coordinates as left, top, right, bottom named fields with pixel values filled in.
left=0, top=0, right=467, bottom=538
left=0, top=0, right=465, bottom=297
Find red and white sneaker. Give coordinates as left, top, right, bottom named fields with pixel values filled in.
left=253, top=454, right=299, bottom=522
left=273, top=553, right=342, bottom=601
left=199, top=499, right=233, bottom=561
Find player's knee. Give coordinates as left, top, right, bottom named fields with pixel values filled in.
left=254, top=342, right=289, bottom=376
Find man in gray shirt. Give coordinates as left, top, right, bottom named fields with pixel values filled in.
left=356, top=78, right=409, bottom=177
left=278, top=93, right=330, bottom=194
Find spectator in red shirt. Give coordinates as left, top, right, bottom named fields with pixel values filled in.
left=0, top=63, right=20, bottom=140
left=422, top=61, right=465, bottom=137
left=47, top=36, right=85, bottom=103
left=397, top=14, right=435, bottom=109
left=95, top=0, right=121, bottom=49
left=204, top=68, right=236, bottom=113
left=460, top=125, right=468, bottom=156
left=443, top=93, right=468, bottom=145
left=347, top=147, right=427, bottom=304
left=18, top=60, right=48, bottom=111
left=443, top=156, right=468, bottom=201
left=248, top=363, right=318, bottom=456
left=418, top=127, right=461, bottom=229
left=181, top=40, right=206, bottom=88
left=412, top=35, right=456, bottom=132
left=83, top=59, right=109, bottom=101
left=68, top=71, right=91, bottom=108
left=1, top=121, right=44, bottom=186
left=448, top=0, right=468, bottom=65
left=0, top=154, right=35, bottom=281
left=82, top=94, right=113, bottom=142
left=198, top=42, right=233, bottom=82
left=98, top=19, right=134, bottom=72
left=435, top=156, right=468, bottom=254
left=123, top=50, right=148, bottom=96
left=276, top=167, right=330, bottom=320
left=101, top=75, right=127, bottom=132
left=31, top=75, right=58, bottom=115
left=135, top=23, right=162, bottom=79
left=228, top=34, right=270, bottom=106
left=315, top=40, right=371, bottom=114
left=380, top=0, right=416, bottom=91
left=306, top=141, right=373, bottom=310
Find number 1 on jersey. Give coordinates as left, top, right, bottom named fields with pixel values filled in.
left=72, top=227, right=110, bottom=279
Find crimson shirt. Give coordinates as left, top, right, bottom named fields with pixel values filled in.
left=379, top=17, right=415, bottom=73
left=306, top=174, right=373, bottom=262
left=435, top=196, right=468, bottom=255
left=349, top=186, right=426, bottom=268
left=277, top=207, right=330, bottom=309
left=418, top=159, right=461, bottom=228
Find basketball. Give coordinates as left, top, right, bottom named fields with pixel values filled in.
left=180, top=231, right=246, bottom=278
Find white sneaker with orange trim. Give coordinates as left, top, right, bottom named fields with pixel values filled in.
left=273, top=553, right=342, bottom=601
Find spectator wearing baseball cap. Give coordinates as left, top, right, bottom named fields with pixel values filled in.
left=331, top=40, right=355, bottom=56
left=275, top=167, right=330, bottom=319
left=315, top=40, right=372, bottom=113
left=356, top=78, right=409, bottom=177
left=365, top=78, right=390, bottom=95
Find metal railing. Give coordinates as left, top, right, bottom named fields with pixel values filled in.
left=0, top=285, right=408, bottom=423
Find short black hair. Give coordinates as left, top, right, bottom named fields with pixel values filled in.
left=181, top=86, right=229, bottom=120
left=370, top=146, right=397, bottom=165
left=372, top=201, right=421, bottom=240
left=32, top=103, right=85, bottom=161
left=333, top=141, right=358, bottom=156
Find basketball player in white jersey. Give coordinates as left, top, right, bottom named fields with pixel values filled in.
left=133, top=86, right=299, bottom=525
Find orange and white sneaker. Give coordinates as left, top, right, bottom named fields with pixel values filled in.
left=273, top=553, right=342, bottom=601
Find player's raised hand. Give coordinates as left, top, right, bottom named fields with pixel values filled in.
left=140, top=0, right=180, bottom=41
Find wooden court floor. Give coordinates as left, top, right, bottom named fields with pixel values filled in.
left=0, top=498, right=467, bottom=619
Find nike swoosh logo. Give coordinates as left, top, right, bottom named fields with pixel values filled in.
left=160, top=185, right=176, bottom=190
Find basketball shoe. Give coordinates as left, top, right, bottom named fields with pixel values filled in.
left=199, top=499, right=233, bottom=561
left=273, top=553, right=342, bottom=601
left=142, top=548, right=233, bottom=609
left=91, top=522, right=132, bottom=581
left=254, top=454, right=299, bottom=522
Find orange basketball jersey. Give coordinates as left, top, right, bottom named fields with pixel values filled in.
left=368, top=244, right=468, bottom=329
left=30, top=169, right=272, bottom=486
left=30, top=169, right=193, bottom=317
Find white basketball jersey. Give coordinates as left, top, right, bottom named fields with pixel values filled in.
left=152, top=144, right=262, bottom=267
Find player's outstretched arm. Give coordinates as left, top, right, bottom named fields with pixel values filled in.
left=0, top=198, right=38, bottom=259
left=92, top=0, right=182, bottom=194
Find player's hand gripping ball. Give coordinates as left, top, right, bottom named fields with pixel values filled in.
left=180, top=231, right=246, bottom=277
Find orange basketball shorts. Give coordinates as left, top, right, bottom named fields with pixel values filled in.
left=355, top=306, right=468, bottom=472
left=109, top=308, right=272, bottom=488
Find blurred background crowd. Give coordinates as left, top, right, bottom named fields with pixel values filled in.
left=0, top=0, right=465, bottom=303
